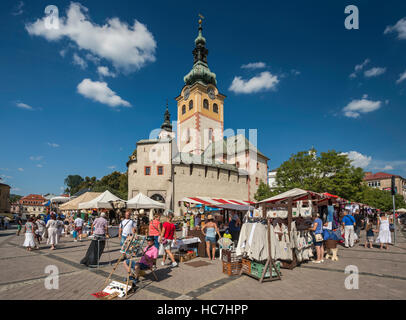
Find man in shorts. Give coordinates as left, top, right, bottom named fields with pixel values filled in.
left=74, top=214, right=84, bottom=242
left=122, top=236, right=158, bottom=288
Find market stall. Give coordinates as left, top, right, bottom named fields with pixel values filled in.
left=78, top=190, right=126, bottom=209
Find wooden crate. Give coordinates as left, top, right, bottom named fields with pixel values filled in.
left=221, top=249, right=240, bottom=263
left=222, top=261, right=242, bottom=276
left=241, top=258, right=251, bottom=274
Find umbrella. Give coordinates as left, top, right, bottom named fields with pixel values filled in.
left=397, top=208, right=406, bottom=213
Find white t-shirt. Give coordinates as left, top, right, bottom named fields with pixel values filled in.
left=120, top=219, right=136, bottom=236
left=74, top=217, right=84, bottom=227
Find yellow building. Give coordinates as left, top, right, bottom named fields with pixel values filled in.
left=127, top=19, right=269, bottom=212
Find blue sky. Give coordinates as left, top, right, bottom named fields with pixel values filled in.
left=1, top=0, right=406, bottom=195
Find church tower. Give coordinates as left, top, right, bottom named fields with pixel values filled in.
left=176, top=18, right=226, bottom=155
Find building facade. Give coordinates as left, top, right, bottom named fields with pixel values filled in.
left=127, top=19, right=269, bottom=214
left=19, top=194, right=46, bottom=214
left=364, top=172, right=406, bottom=200
left=0, top=183, right=11, bottom=213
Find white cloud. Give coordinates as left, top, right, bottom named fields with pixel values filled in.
left=97, top=66, right=116, bottom=78
left=341, top=151, right=372, bottom=168
left=16, top=102, right=34, bottom=110
left=59, top=49, right=67, bottom=57
left=47, top=142, right=60, bottom=148
left=11, top=1, right=24, bottom=16
left=29, top=156, right=43, bottom=161
left=342, top=97, right=382, bottom=118
left=384, top=17, right=406, bottom=40
left=291, top=69, right=301, bottom=76
left=229, top=71, right=279, bottom=94
left=396, top=70, right=406, bottom=84
left=36, top=164, right=43, bottom=168
left=107, top=165, right=116, bottom=169
left=85, top=53, right=101, bottom=64
left=72, top=53, right=88, bottom=69
left=355, top=59, right=370, bottom=71
left=241, top=62, right=267, bottom=69
left=11, top=187, right=22, bottom=192
left=364, top=67, right=386, bottom=78
left=350, top=59, right=370, bottom=78
left=18, top=168, right=24, bottom=172
left=77, top=78, right=131, bottom=107
left=25, top=2, right=156, bottom=72
left=382, top=165, right=394, bottom=170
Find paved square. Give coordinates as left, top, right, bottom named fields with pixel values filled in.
left=0, top=225, right=405, bottom=300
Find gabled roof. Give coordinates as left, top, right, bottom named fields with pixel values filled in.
left=203, top=134, right=269, bottom=160
left=364, top=172, right=403, bottom=181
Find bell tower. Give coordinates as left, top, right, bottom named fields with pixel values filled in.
left=176, top=17, right=225, bottom=155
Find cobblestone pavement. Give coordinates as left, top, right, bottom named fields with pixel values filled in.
left=0, top=225, right=405, bottom=300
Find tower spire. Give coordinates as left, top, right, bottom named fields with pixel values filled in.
left=183, top=14, right=217, bottom=86
left=161, top=100, right=172, bottom=132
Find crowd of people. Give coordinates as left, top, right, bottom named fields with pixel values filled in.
left=309, top=209, right=395, bottom=264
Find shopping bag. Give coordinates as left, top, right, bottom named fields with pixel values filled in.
left=72, top=230, right=77, bottom=238
left=158, top=243, right=165, bottom=255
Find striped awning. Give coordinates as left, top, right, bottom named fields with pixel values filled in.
left=180, top=197, right=253, bottom=206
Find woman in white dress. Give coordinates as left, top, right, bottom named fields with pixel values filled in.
left=376, top=213, right=392, bottom=250
left=46, top=214, right=59, bottom=250
left=23, top=217, right=36, bottom=251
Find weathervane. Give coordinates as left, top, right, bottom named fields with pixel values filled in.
left=198, top=13, right=204, bottom=25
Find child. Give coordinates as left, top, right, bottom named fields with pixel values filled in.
left=365, top=220, right=375, bottom=249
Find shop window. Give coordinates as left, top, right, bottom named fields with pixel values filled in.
left=213, top=103, right=218, bottom=113
left=203, top=99, right=209, bottom=110
left=144, top=166, right=151, bottom=175
left=189, top=100, right=193, bottom=110
left=157, top=166, right=164, bottom=175
left=182, top=105, right=186, bottom=114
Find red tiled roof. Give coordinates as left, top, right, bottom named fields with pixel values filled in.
left=364, top=172, right=395, bottom=181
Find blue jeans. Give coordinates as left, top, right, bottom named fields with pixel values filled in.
left=125, top=260, right=149, bottom=270
left=205, top=236, right=216, bottom=244
left=153, top=236, right=160, bottom=249
left=120, top=235, right=127, bottom=247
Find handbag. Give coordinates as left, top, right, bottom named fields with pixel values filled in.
left=389, top=223, right=395, bottom=232
left=315, top=233, right=324, bottom=242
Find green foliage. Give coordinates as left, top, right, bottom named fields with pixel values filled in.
left=254, top=180, right=279, bottom=201
left=275, top=149, right=365, bottom=201
left=63, top=171, right=128, bottom=200
left=355, top=186, right=406, bottom=211
left=64, top=175, right=84, bottom=195
left=9, top=194, right=22, bottom=203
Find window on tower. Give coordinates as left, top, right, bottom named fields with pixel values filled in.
left=182, top=105, right=186, bottom=114
left=213, top=103, right=218, bottom=113
left=189, top=100, right=193, bottom=110
left=203, top=99, right=209, bottom=110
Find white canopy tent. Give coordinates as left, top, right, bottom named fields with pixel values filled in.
left=258, top=188, right=319, bottom=203
left=127, top=193, right=165, bottom=209
left=78, top=190, right=125, bottom=209
left=397, top=208, right=406, bottom=213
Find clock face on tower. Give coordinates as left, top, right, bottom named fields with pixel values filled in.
left=207, top=87, right=215, bottom=100
left=184, top=87, right=190, bottom=100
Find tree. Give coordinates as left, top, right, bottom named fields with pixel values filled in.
left=64, top=175, right=84, bottom=195
left=275, top=149, right=365, bottom=201
left=254, top=180, right=278, bottom=201
left=64, top=171, right=128, bottom=200
left=9, top=194, right=22, bottom=204
left=355, top=186, right=406, bottom=212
